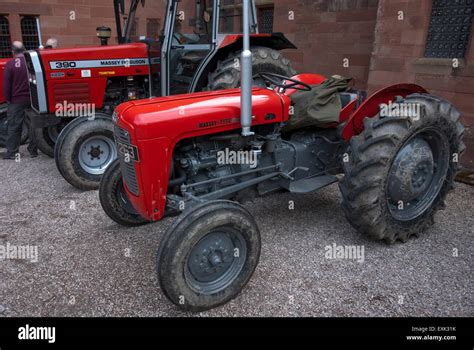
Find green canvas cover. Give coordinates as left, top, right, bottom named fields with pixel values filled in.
left=283, top=76, right=352, bottom=131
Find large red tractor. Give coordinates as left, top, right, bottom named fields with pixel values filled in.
left=98, top=0, right=464, bottom=312
left=24, top=0, right=296, bottom=190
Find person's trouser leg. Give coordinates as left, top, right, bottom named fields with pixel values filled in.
left=25, top=110, right=38, bottom=155
left=5, top=102, right=27, bottom=157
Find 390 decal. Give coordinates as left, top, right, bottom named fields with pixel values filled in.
left=54, top=61, right=77, bottom=69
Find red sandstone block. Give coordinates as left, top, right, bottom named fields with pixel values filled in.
left=370, top=56, right=406, bottom=72
left=90, top=6, right=113, bottom=18
left=414, top=75, right=474, bottom=95
left=336, top=9, right=377, bottom=22
left=401, top=29, right=426, bottom=46
left=377, top=44, right=419, bottom=57
left=406, top=15, right=429, bottom=30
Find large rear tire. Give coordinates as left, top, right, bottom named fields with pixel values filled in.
left=55, top=115, right=117, bottom=190
left=99, top=159, right=148, bottom=227
left=157, top=200, right=261, bottom=312
left=339, top=94, right=464, bottom=243
left=207, top=46, right=296, bottom=90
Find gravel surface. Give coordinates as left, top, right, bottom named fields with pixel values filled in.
left=0, top=145, right=473, bottom=317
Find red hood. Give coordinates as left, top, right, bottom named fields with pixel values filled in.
left=37, top=42, right=149, bottom=61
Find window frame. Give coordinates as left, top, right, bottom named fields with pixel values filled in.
left=424, top=1, right=474, bottom=59
left=20, top=15, right=43, bottom=50
left=0, top=14, right=12, bottom=59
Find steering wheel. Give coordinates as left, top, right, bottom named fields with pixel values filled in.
left=254, top=72, right=312, bottom=92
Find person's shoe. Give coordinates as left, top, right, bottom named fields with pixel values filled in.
left=30, top=153, right=38, bottom=158
left=2, top=155, right=16, bottom=160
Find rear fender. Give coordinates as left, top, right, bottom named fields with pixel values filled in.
left=340, top=84, right=428, bottom=141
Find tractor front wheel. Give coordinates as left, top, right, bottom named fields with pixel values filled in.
left=157, top=200, right=261, bottom=312
left=55, top=115, right=117, bottom=190
left=340, top=94, right=464, bottom=243
left=99, top=159, right=148, bottom=227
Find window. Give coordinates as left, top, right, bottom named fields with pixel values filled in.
left=128, top=17, right=138, bottom=40
left=147, top=18, right=161, bottom=39
left=218, top=0, right=258, bottom=34
left=219, top=0, right=242, bottom=34
left=0, top=15, right=11, bottom=58
left=258, top=6, right=274, bottom=34
left=219, top=8, right=239, bottom=33
left=21, top=16, right=40, bottom=50
left=424, top=0, right=474, bottom=58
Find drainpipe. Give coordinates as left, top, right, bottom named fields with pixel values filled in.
left=240, top=0, right=254, bottom=136
left=36, top=17, right=43, bottom=48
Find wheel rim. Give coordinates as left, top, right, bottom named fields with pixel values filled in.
left=387, top=128, right=449, bottom=221
left=185, top=227, right=247, bottom=295
left=78, top=135, right=117, bottom=175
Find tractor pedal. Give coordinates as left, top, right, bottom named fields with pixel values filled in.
left=288, top=175, right=338, bottom=193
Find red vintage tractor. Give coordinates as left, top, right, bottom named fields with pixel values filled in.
left=98, top=0, right=464, bottom=312
left=23, top=0, right=296, bottom=190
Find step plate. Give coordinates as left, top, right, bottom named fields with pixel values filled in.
left=288, top=175, right=338, bottom=194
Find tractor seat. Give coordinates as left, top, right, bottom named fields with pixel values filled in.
left=180, top=51, right=208, bottom=64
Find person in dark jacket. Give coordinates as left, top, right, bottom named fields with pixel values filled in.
left=3, top=41, right=37, bottom=159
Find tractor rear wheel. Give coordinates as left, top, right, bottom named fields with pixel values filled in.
left=339, top=94, right=464, bottom=243
left=34, top=122, right=69, bottom=157
left=157, top=200, right=261, bottom=312
left=99, top=159, right=148, bottom=227
left=207, top=46, right=296, bottom=90
left=55, top=115, right=117, bottom=190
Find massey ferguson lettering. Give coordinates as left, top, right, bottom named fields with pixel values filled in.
left=49, top=58, right=148, bottom=70
left=100, top=59, right=146, bottom=66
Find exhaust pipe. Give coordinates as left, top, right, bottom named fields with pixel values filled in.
left=96, top=26, right=112, bottom=46
left=240, top=0, right=254, bottom=136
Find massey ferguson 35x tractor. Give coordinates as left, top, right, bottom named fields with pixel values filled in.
left=98, top=0, right=464, bottom=312
left=24, top=0, right=296, bottom=190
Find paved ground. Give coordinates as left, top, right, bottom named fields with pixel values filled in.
left=0, top=145, right=472, bottom=317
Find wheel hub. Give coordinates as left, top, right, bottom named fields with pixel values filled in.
left=78, top=136, right=117, bottom=175
left=386, top=129, right=449, bottom=222
left=388, top=137, right=434, bottom=203
left=185, top=228, right=247, bottom=295
left=88, top=145, right=103, bottom=160
left=189, top=233, right=235, bottom=283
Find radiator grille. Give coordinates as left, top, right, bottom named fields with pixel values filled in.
left=29, top=82, right=39, bottom=111
left=53, top=83, right=90, bottom=105
left=24, top=53, right=39, bottom=111
left=114, top=126, right=140, bottom=196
